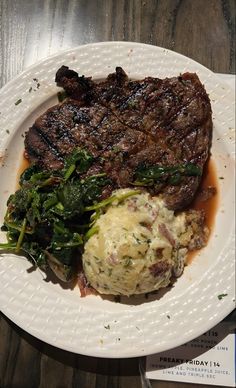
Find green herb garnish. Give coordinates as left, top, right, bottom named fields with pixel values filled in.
left=15, top=99, right=22, bottom=106
left=218, top=293, right=228, bottom=300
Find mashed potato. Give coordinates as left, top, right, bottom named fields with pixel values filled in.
left=82, top=189, right=208, bottom=296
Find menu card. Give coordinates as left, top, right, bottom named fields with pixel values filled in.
left=146, top=316, right=235, bottom=387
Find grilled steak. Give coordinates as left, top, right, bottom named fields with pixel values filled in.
left=24, top=66, right=212, bottom=210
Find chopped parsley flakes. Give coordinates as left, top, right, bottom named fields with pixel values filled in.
left=217, top=293, right=228, bottom=300
left=15, top=98, right=22, bottom=106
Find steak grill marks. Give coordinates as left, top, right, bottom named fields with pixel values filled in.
left=24, top=66, right=213, bottom=210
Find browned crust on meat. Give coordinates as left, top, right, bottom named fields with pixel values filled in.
left=24, top=67, right=213, bottom=210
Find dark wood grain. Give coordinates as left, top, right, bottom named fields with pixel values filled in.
left=0, top=0, right=235, bottom=88
left=0, top=1, right=235, bottom=387
left=0, top=313, right=141, bottom=388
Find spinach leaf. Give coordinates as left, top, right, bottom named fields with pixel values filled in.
left=19, top=164, right=40, bottom=185
left=0, top=148, right=110, bottom=283
left=57, top=180, right=84, bottom=218
left=21, top=241, right=47, bottom=268
left=133, top=163, right=202, bottom=186
left=62, top=148, right=93, bottom=180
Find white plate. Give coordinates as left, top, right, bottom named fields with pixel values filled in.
left=0, top=42, right=235, bottom=358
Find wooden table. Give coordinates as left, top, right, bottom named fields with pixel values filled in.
left=0, top=1, right=235, bottom=387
